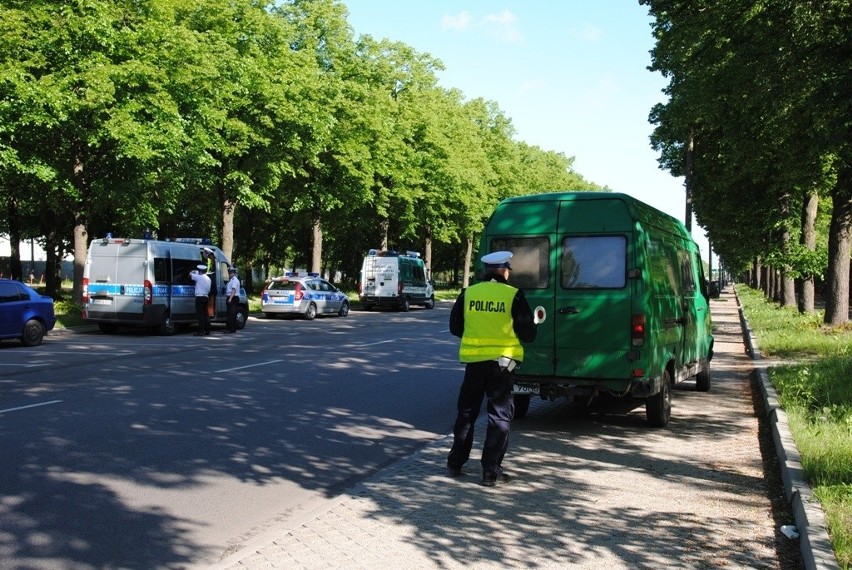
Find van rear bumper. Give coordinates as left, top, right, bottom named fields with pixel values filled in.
left=512, top=375, right=662, bottom=399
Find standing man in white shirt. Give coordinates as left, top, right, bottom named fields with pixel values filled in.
left=190, top=264, right=212, bottom=336
left=225, top=266, right=240, bottom=334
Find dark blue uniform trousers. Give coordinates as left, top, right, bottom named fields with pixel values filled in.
left=448, top=360, right=514, bottom=479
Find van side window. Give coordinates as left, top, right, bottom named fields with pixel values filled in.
left=490, top=237, right=550, bottom=289
left=172, top=259, right=198, bottom=285
left=154, top=257, right=170, bottom=284
left=680, top=251, right=696, bottom=293
left=561, top=236, right=626, bottom=289
left=648, top=239, right=681, bottom=295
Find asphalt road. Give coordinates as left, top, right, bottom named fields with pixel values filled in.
left=0, top=306, right=463, bottom=569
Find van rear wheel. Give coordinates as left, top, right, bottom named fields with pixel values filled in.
left=236, top=307, right=248, bottom=329
left=158, top=315, right=176, bottom=336
left=513, top=395, right=530, bottom=419
left=695, top=365, right=711, bottom=392
left=646, top=370, right=672, bottom=427
left=399, top=298, right=410, bottom=312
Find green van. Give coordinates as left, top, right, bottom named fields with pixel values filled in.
left=480, top=191, right=713, bottom=427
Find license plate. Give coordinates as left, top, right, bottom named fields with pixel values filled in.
left=513, top=384, right=539, bottom=394
left=91, top=299, right=112, bottom=305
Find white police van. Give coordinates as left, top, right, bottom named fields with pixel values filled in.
left=358, top=249, right=434, bottom=311
left=83, top=235, right=248, bottom=335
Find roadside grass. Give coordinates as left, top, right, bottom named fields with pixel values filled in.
left=737, top=285, right=852, bottom=568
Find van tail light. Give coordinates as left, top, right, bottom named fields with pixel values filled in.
left=397, top=281, right=403, bottom=297
left=143, top=280, right=153, bottom=305
left=631, top=313, right=645, bottom=347
left=294, top=283, right=303, bottom=301
left=82, top=277, right=89, bottom=303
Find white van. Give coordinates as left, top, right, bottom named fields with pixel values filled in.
left=82, top=236, right=248, bottom=335
left=358, top=249, right=435, bottom=311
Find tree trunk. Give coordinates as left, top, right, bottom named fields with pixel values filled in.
left=753, top=257, right=762, bottom=290
left=379, top=218, right=389, bottom=250
left=824, top=188, right=852, bottom=325
left=311, top=212, right=323, bottom=274
left=463, top=235, right=473, bottom=288
left=73, top=218, right=88, bottom=303
left=45, top=222, right=60, bottom=297
left=797, top=189, right=818, bottom=313
left=6, top=194, right=23, bottom=280
left=684, top=130, right=694, bottom=232
left=424, top=231, right=433, bottom=279
left=779, top=209, right=796, bottom=307
left=221, top=197, right=235, bottom=262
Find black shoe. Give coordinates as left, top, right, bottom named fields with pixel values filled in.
left=447, top=464, right=463, bottom=477
left=481, top=473, right=511, bottom=487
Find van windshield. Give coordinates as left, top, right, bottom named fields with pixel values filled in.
left=561, top=235, right=626, bottom=289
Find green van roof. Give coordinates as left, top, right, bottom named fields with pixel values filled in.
left=488, top=191, right=694, bottom=244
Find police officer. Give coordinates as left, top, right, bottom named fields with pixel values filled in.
left=225, top=266, right=240, bottom=333
left=447, top=251, right=537, bottom=486
left=190, top=264, right=212, bottom=336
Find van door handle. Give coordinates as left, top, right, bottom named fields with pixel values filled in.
left=558, top=306, right=579, bottom=314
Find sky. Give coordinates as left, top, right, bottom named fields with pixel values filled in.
left=2, top=1, right=713, bottom=263
left=342, top=0, right=714, bottom=262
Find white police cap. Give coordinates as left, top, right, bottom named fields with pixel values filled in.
left=481, top=250, right=513, bottom=269
left=196, top=264, right=208, bottom=271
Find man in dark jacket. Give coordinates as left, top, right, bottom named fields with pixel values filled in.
left=447, top=251, right=537, bottom=486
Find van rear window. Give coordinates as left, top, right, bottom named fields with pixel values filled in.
left=561, top=236, right=626, bottom=289
left=489, top=237, right=550, bottom=289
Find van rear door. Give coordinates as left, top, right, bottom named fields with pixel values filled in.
left=552, top=198, right=634, bottom=380
left=485, top=199, right=557, bottom=378
left=86, top=241, right=147, bottom=324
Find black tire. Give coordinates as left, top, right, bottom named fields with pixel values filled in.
left=304, top=303, right=317, bottom=320
left=424, top=296, right=435, bottom=309
left=158, top=315, right=176, bottom=336
left=236, top=307, right=248, bottom=329
left=695, top=364, right=711, bottom=392
left=21, top=319, right=45, bottom=347
left=646, top=369, right=672, bottom=427
left=513, top=394, right=531, bottom=419
left=338, top=301, right=350, bottom=317
left=98, top=323, right=119, bottom=334
left=399, top=297, right=410, bottom=312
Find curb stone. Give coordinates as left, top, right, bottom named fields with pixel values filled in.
left=734, top=286, right=840, bottom=570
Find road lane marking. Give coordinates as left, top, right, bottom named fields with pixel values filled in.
left=217, top=360, right=283, bottom=373
left=0, top=400, right=63, bottom=415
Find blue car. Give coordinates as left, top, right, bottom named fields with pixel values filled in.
left=0, top=279, right=56, bottom=346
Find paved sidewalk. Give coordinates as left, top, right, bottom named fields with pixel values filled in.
left=208, top=288, right=814, bottom=569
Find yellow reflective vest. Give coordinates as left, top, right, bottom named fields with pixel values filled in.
left=459, top=281, right=524, bottom=363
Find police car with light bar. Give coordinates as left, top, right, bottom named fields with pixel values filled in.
left=261, top=272, right=350, bottom=320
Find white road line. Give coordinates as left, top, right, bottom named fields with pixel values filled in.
left=0, top=400, right=63, bottom=415
left=217, top=360, right=283, bottom=373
